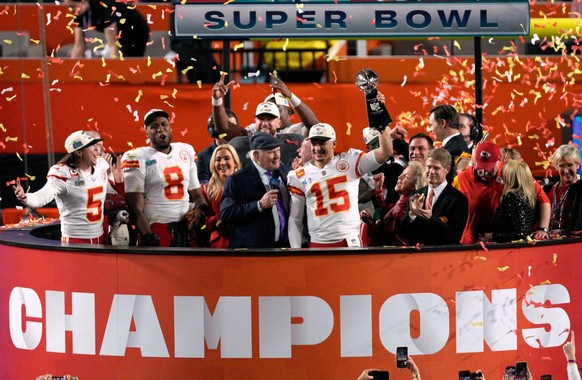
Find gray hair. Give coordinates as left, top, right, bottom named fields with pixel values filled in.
left=552, top=144, right=580, bottom=167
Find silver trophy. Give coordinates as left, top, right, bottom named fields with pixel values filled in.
left=355, top=68, right=392, bottom=132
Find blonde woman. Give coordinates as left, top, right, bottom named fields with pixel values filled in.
left=482, top=160, right=536, bottom=242
left=202, top=144, right=241, bottom=248
left=548, top=144, right=582, bottom=235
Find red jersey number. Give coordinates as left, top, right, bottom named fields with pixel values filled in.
left=312, top=175, right=350, bottom=217
left=86, top=187, right=104, bottom=222
left=163, top=166, right=185, bottom=200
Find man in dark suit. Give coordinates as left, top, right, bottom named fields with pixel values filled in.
left=220, top=132, right=291, bottom=248
left=429, top=104, right=470, bottom=181
left=400, top=148, right=468, bottom=245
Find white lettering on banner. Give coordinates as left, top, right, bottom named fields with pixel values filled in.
left=174, top=296, right=252, bottom=358
left=456, top=289, right=517, bottom=353
left=379, top=293, right=449, bottom=355
left=45, top=291, right=96, bottom=354
left=259, top=296, right=334, bottom=358
left=340, top=295, right=372, bottom=357
left=9, top=287, right=42, bottom=350
left=99, top=295, right=169, bottom=357
left=522, top=284, right=571, bottom=348
left=8, top=286, right=571, bottom=358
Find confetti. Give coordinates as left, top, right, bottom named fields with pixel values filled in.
left=346, top=122, right=352, bottom=136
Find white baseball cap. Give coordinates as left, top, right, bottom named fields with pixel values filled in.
left=64, top=130, right=102, bottom=153
left=264, top=93, right=293, bottom=114
left=308, top=123, right=336, bottom=141
left=362, top=127, right=381, bottom=145
left=144, top=108, right=170, bottom=128
left=255, top=102, right=280, bottom=118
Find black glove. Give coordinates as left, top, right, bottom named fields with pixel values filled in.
left=141, top=233, right=160, bottom=247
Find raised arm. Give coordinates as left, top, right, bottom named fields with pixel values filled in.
left=211, top=73, right=247, bottom=141
left=270, top=73, right=319, bottom=130
left=373, top=126, right=394, bottom=164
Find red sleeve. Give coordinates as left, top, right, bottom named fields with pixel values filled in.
left=534, top=181, right=549, bottom=204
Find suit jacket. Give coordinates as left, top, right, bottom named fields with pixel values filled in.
left=444, top=134, right=470, bottom=159
left=400, top=183, right=468, bottom=245
left=195, top=141, right=217, bottom=183
left=220, top=163, right=291, bottom=248
left=444, top=134, right=470, bottom=182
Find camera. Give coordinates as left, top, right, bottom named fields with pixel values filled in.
left=396, top=346, right=408, bottom=369
left=369, top=370, right=389, bottom=380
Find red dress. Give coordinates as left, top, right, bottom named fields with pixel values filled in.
left=202, top=186, right=230, bottom=248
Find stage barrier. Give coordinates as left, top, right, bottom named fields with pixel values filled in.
left=0, top=227, right=580, bottom=379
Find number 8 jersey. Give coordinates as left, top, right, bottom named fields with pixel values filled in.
left=122, top=142, right=200, bottom=224
left=287, top=149, right=368, bottom=244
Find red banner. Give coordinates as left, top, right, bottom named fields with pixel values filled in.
left=0, top=239, right=580, bottom=379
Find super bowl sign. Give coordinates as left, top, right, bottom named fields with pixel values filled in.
left=172, top=1, right=530, bottom=39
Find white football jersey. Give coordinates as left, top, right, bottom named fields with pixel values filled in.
left=46, top=158, right=109, bottom=239
left=287, top=149, right=366, bottom=244
left=245, top=122, right=304, bottom=136
left=121, top=142, right=200, bottom=224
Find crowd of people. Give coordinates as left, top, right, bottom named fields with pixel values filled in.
left=12, top=75, right=582, bottom=249
left=357, top=331, right=578, bottom=380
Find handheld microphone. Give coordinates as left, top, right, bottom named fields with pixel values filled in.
left=269, top=170, right=281, bottom=190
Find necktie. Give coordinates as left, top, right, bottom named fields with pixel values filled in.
left=266, top=171, right=288, bottom=242
left=427, top=189, right=435, bottom=208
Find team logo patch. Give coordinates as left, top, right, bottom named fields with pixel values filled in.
left=296, top=168, right=305, bottom=178
left=336, top=160, right=349, bottom=172
left=180, top=150, right=189, bottom=162
left=69, top=169, right=78, bottom=177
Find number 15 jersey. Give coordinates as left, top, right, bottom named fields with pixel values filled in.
left=287, top=149, right=369, bottom=244
left=121, top=142, right=200, bottom=224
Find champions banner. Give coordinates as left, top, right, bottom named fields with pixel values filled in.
left=0, top=239, right=580, bottom=379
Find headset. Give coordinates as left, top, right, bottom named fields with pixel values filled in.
left=207, top=109, right=239, bottom=139
left=460, top=113, right=483, bottom=144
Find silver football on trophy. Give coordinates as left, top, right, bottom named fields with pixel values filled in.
left=355, top=68, right=379, bottom=95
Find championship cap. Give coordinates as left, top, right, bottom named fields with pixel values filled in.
left=474, top=142, right=501, bottom=171
left=64, top=130, right=102, bottom=153
left=264, top=93, right=293, bottom=114
left=144, top=109, right=170, bottom=128
left=255, top=102, right=280, bottom=118
left=362, top=127, right=380, bottom=145
left=250, top=132, right=281, bottom=150
left=308, top=123, right=336, bottom=141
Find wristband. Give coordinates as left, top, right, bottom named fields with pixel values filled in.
left=212, top=97, right=223, bottom=106
left=538, top=227, right=549, bottom=233
left=290, top=93, right=302, bottom=107
left=568, top=360, right=576, bottom=363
